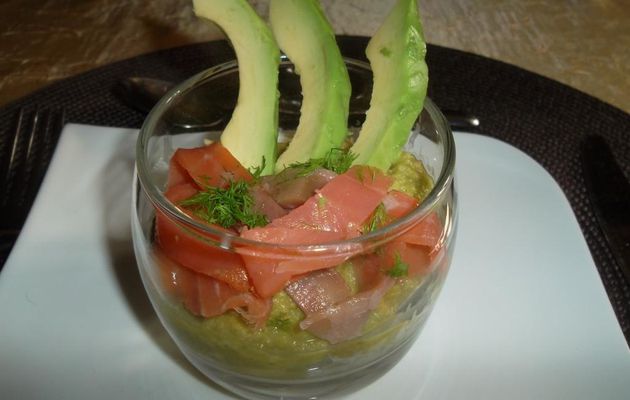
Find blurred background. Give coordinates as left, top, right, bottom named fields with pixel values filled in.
left=0, top=0, right=628, bottom=113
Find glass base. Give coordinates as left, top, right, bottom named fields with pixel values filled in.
left=180, top=333, right=419, bottom=399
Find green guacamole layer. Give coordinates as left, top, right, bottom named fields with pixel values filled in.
left=389, top=151, right=434, bottom=200
left=158, top=269, right=421, bottom=377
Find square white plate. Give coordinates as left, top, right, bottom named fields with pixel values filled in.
left=1, top=124, right=628, bottom=399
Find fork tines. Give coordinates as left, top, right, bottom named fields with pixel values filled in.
left=0, top=107, right=65, bottom=231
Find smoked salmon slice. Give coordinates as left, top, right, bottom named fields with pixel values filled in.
left=156, top=144, right=255, bottom=292
left=156, top=249, right=270, bottom=327
left=238, top=166, right=392, bottom=296
left=172, top=142, right=253, bottom=188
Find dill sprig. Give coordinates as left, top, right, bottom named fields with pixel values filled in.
left=387, top=253, right=409, bottom=278
left=179, top=180, right=267, bottom=229
left=248, top=157, right=266, bottom=182
left=362, top=203, right=388, bottom=233
left=289, top=148, right=357, bottom=175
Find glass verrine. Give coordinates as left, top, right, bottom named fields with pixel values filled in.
left=132, top=57, right=457, bottom=399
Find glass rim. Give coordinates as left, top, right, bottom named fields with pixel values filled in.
left=136, top=56, right=456, bottom=251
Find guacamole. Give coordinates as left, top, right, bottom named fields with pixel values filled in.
left=157, top=267, right=428, bottom=378
left=389, top=151, right=434, bottom=200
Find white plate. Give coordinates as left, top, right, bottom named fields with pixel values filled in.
left=1, top=124, right=628, bottom=399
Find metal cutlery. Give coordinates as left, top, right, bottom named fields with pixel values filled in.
left=0, top=107, right=65, bottom=266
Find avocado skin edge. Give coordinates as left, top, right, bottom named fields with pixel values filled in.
left=270, top=0, right=351, bottom=172
left=193, top=0, right=280, bottom=175
left=350, top=0, right=429, bottom=172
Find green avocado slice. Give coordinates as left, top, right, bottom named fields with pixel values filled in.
left=269, top=0, right=351, bottom=171
left=349, top=0, right=428, bottom=171
left=193, top=0, right=280, bottom=175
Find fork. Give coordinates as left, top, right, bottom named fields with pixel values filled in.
left=0, top=107, right=65, bottom=264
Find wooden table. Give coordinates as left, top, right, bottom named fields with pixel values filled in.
left=1, top=0, right=628, bottom=114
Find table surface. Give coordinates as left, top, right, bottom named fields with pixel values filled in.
left=1, top=0, right=629, bottom=115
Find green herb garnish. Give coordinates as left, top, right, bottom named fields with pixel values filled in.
left=267, top=316, right=292, bottom=330
left=363, top=203, right=387, bottom=233
left=289, top=148, right=357, bottom=175
left=387, top=253, right=409, bottom=277
left=180, top=180, right=267, bottom=229
left=248, top=157, right=266, bottom=182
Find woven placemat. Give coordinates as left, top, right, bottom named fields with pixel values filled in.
left=0, top=36, right=629, bottom=342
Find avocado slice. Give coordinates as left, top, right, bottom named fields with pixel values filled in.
left=193, top=0, right=280, bottom=175
left=349, top=0, right=428, bottom=171
left=269, top=0, right=351, bottom=171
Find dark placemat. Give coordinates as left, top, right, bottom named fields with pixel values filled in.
left=1, top=36, right=629, bottom=342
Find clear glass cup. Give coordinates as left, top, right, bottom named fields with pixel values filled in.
left=131, top=57, right=457, bottom=399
